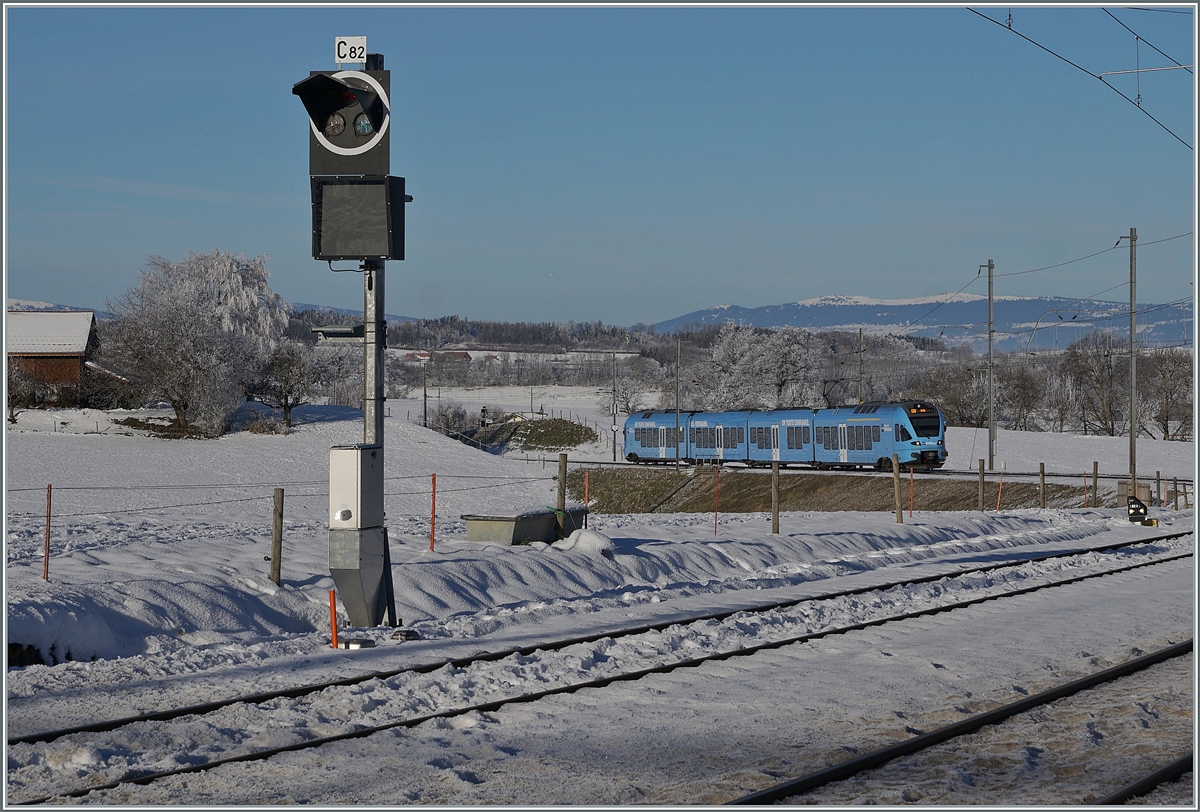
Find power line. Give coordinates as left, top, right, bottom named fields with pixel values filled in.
left=1102, top=7, right=1193, bottom=73
left=967, top=8, right=1193, bottom=149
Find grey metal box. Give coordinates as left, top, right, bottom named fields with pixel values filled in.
left=460, top=507, right=588, bottom=545
left=330, top=444, right=384, bottom=529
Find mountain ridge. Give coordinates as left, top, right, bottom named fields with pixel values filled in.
left=653, top=293, right=1192, bottom=352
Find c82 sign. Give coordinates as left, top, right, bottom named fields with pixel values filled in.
left=335, top=37, right=367, bottom=64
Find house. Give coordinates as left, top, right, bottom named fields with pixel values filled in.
left=6, top=310, right=100, bottom=389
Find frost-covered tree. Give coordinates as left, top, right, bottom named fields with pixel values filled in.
left=690, top=324, right=761, bottom=410
left=257, top=341, right=316, bottom=429
left=105, top=251, right=289, bottom=435
left=6, top=358, right=42, bottom=422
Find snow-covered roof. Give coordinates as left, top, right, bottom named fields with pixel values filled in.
left=6, top=310, right=96, bottom=355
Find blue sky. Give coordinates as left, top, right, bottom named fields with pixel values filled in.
left=4, top=5, right=1195, bottom=325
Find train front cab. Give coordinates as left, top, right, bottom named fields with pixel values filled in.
left=687, top=411, right=747, bottom=465
left=746, top=410, right=815, bottom=466
left=625, top=411, right=685, bottom=463
left=891, top=401, right=947, bottom=469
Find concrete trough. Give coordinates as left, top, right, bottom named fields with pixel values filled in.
left=460, top=507, right=588, bottom=545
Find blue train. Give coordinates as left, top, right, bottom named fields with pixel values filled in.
left=624, top=401, right=947, bottom=470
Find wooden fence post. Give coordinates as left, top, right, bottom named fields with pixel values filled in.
left=557, top=454, right=568, bottom=536
left=1173, top=477, right=1179, bottom=510
left=1039, top=462, right=1046, bottom=509
left=893, top=455, right=902, bottom=523
left=43, top=484, right=52, bottom=581
left=714, top=467, right=720, bottom=535
left=1156, top=471, right=1161, bottom=508
left=584, top=470, right=590, bottom=529
left=771, top=461, right=780, bottom=535
left=270, top=488, right=283, bottom=585
left=978, top=459, right=985, bottom=512
left=1092, top=461, right=1099, bottom=509
left=430, top=473, right=436, bottom=551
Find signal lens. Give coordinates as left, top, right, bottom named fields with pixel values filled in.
left=354, top=113, right=374, bottom=137
left=324, top=113, right=346, bottom=137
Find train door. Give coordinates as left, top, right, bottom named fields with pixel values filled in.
left=716, top=426, right=724, bottom=461
left=838, top=424, right=848, bottom=464
left=658, top=426, right=668, bottom=459
left=771, top=425, right=779, bottom=463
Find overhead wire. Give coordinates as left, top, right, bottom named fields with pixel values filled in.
left=1102, top=7, right=1193, bottom=73
left=966, top=7, right=1192, bottom=149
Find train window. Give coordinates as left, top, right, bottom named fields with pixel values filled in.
left=910, top=413, right=941, bottom=437
left=873, top=425, right=881, bottom=443
left=896, top=424, right=912, bottom=442
left=738, top=427, right=745, bottom=444
left=864, top=426, right=873, bottom=450
left=803, top=426, right=811, bottom=446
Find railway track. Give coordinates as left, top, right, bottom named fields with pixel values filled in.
left=1095, top=752, right=1194, bottom=805
left=8, top=531, right=1191, bottom=805
left=9, top=530, right=1189, bottom=746
left=729, top=640, right=1193, bottom=805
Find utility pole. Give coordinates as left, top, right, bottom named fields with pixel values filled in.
left=611, top=353, right=618, bottom=463
left=363, top=259, right=385, bottom=446
left=981, top=259, right=995, bottom=470
left=1118, top=228, right=1138, bottom=501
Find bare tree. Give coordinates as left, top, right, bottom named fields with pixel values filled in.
left=1040, top=370, right=1081, bottom=433
left=257, top=341, right=316, bottom=429
left=1143, top=346, right=1192, bottom=440
left=997, top=360, right=1042, bottom=431
left=1061, top=332, right=1127, bottom=436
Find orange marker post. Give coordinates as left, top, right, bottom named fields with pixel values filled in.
left=584, top=471, right=589, bottom=529
left=909, top=467, right=914, bottom=518
left=329, top=589, right=339, bottom=649
left=996, top=469, right=1005, bottom=513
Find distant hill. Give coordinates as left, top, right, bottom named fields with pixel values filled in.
left=7, top=298, right=116, bottom=320
left=654, top=294, right=1193, bottom=352
left=291, top=302, right=416, bottom=324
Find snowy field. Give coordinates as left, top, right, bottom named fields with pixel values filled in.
left=3, top=395, right=1196, bottom=805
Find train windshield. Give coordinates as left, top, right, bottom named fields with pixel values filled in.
left=910, top=413, right=941, bottom=437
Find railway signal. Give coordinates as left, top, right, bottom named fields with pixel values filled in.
left=294, top=40, right=411, bottom=628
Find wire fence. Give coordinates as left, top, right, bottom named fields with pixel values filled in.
left=5, top=474, right=559, bottom=521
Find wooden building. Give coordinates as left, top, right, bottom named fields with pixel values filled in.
left=6, top=310, right=100, bottom=387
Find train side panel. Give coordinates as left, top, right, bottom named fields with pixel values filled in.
left=624, top=411, right=686, bottom=462
left=687, top=411, right=748, bottom=463
left=746, top=409, right=815, bottom=465
left=811, top=406, right=887, bottom=468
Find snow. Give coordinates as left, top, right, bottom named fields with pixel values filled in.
left=4, top=394, right=1196, bottom=804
